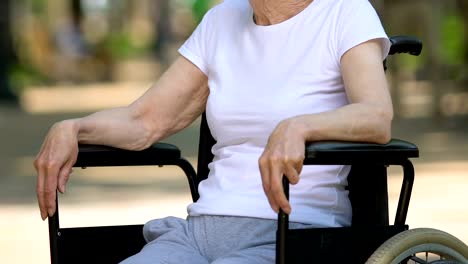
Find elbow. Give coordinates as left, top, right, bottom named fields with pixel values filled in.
left=130, top=124, right=166, bottom=151
left=123, top=123, right=156, bottom=151
left=134, top=119, right=166, bottom=151
left=128, top=106, right=164, bottom=151
left=375, top=129, right=392, bottom=145
left=131, top=129, right=157, bottom=151
left=373, top=106, right=393, bottom=144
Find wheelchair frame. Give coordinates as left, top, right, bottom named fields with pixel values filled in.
left=46, top=36, right=458, bottom=264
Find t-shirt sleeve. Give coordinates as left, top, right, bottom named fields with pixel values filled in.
left=178, top=10, right=214, bottom=76
left=337, top=0, right=391, bottom=61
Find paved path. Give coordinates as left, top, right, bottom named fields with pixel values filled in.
left=1, top=85, right=467, bottom=263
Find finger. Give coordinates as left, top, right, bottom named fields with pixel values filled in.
left=284, top=163, right=300, bottom=185
left=44, top=160, right=60, bottom=218
left=259, top=156, right=271, bottom=194
left=271, top=179, right=291, bottom=214
left=259, top=156, right=278, bottom=212
left=293, top=156, right=304, bottom=175
left=57, top=167, right=71, bottom=194
left=35, top=157, right=48, bottom=220
left=269, top=166, right=291, bottom=214
left=58, top=156, right=76, bottom=193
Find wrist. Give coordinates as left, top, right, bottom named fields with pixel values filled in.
left=285, top=116, right=308, bottom=142
left=59, top=118, right=81, bottom=140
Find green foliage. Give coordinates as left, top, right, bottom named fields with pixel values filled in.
left=440, top=14, right=464, bottom=65
left=396, top=13, right=465, bottom=72
left=9, top=64, right=47, bottom=91
left=31, top=0, right=46, bottom=13
left=104, top=33, right=151, bottom=60
left=191, top=0, right=212, bottom=23
left=397, top=55, right=423, bottom=72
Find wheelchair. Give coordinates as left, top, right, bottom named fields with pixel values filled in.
left=46, top=36, right=468, bottom=263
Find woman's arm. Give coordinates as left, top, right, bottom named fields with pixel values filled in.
left=35, top=56, right=208, bottom=220
left=259, top=39, right=393, bottom=214
left=78, top=56, right=209, bottom=149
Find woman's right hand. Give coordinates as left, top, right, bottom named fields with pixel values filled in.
left=34, top=120, right=79, bottom=220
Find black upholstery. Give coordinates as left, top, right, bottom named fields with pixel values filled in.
left=196, top=113, right=216, bottom=183
left=75, top=142, right=181, bottom=167
left=56, top=225, right=146, bottom=264
left=285, top=225, right=408, bottom=263
left=389, top=35, right=422, bottom=56
left=305, top=139, right=418, bottom=164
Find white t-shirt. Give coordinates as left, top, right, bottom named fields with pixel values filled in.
left=178, top=0, right=391, bottom=227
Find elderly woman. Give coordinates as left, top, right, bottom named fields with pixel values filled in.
left=35, top=0, right=392, bottom=263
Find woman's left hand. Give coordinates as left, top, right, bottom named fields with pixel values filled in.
left=259, top=117, right=306, bottom=215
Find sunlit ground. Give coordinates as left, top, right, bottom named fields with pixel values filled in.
left=20, top=82, right=151, bottom=113
left=1, top=82, right=467, bottom=263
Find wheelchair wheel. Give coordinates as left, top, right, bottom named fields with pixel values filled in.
left=366, top=228, right=468, bottom=264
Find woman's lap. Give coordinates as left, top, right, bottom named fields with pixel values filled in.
left=120, top=215, right=312, bottom=264
left=119, top=216, right=206, bottom=264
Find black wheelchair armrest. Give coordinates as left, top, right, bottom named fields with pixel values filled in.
left=74, top=142, right=181, bottom=168
left=389, top=36, right=423, bottom=56
left=72, top=142, right=199, bottom=201
left=304, top=139, right=419, bottom=165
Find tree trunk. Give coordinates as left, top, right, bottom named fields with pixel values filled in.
left=428, top=0, right=443, bottom=121
left=70, top=0, right=83, bottom=27
left=371, top=0, right=385, bottom=20
left=0, top=0, right=17, bottom=101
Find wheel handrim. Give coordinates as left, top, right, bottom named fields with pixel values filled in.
left=392, top=243, right=467, bottom=264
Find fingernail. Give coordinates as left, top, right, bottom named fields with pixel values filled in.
left=41, top=211, right=46, bottom=221
left=48, top=208, right=54, bottom=217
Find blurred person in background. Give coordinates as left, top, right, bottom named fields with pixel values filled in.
left=35, top=0, right=393, bottom=263
left=55, top=0, right=88, bottom=62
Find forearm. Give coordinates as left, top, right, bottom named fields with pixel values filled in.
left=72, top=87, right=207, bottom=150
left=291, top=102, right=393, bottom=144
left=73, top=106, right=155, bottom=150
left=74, top=56, right=208, bottom=150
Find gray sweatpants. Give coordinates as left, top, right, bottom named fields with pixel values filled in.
left=120, top=215, right=313, bottom=264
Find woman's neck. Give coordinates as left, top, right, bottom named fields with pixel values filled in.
left=250, top=0, right=313, bottom=25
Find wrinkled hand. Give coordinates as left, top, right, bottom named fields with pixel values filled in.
left=34, top=120, right=79, bottom=220
left=259, top=118, right=305, bottom=215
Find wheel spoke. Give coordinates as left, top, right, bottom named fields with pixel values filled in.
left=408, top=255, right=429, bottom=264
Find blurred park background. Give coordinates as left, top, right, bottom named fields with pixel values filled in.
left=0, top=0, right=467, bottom=263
